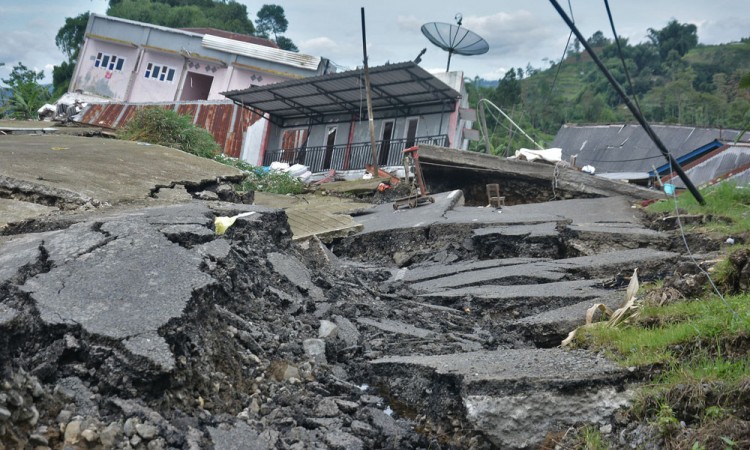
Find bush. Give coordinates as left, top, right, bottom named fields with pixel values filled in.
left=119, top=107, right=219, bottom=158
left=214, top=155, right=305, bottom=195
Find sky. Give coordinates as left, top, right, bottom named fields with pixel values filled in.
left=1, top=0, right=747, bottom=86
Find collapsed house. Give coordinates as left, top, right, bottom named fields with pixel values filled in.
left=552, top=124, right=750, bottom=187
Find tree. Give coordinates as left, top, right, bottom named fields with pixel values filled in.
left=107, top=0, right=255, bottom=35
left=493, top=68, right=522, bottom=107
left=648, top=20, right=698, bottom=60
left=587, top=31, right=609, bottom=48
left=53, top=12, right=90, bottom=97
left=56, top=12, right=90, bottom=61
left=1, top=63, right=50, bottom=119
left=275, top=36, right=298, bottom=52
left=255, top=4, right=297, bottom=52
left=255, top=4, right=288, bottom=40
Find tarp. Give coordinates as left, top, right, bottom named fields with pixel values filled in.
left=510, top=148, right=562, bottom=163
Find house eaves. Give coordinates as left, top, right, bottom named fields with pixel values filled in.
left=222, top=62, right=461, bottom=126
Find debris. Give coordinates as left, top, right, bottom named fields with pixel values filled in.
left=214, top=211, right=256, bottom=235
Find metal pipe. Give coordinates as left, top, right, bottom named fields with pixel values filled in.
left=548, top=0, right=705, bottom=205
left=361, top=7, right=379, bottom=176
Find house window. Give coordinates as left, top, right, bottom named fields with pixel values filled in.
left=94, top=52, right=125, bottom=71
left=145, top=63, right=176, bottom=82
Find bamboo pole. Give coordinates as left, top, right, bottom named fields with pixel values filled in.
left=361, top=7, right=378, bottom=176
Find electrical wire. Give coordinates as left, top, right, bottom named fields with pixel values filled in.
left=545, top=0, right=575, bottom=107
left=603, top=0, right=642, bottom=114
left=667, top=159, right=739, bottom=319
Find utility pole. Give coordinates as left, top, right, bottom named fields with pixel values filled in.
left=548, top=0, right=705, bottom=205
left=361, top=7, right=379, bottom=177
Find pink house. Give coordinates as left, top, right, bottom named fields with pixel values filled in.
left=70, top=14, right=332, bottom=103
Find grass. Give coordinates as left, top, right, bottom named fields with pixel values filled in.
left=214, top=154, right=305, bottom=195
left=646, top=182, right=750, bottom=235
left=576, top=294, right=750, bottom=367
left=566, top=180, right=750, bottom=450
left=119, top=107, right=219, bottom=158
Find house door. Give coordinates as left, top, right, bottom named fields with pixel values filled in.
left=405, top=118, right=419, bottom=148
left=379, top=120, right=394, bottom=166
left=281, top=128, right=308, bottom=163
left=180, top=72, right=213, bottom=100
left=323, top=126, right=337, bottom=169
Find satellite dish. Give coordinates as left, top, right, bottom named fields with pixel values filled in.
left=421, top=16, right=489, bottom=72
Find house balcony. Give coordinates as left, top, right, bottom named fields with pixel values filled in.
left=262, top=134, right=449, bottom=173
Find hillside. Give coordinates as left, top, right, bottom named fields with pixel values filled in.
left=467, top=24, right=750, bottom=154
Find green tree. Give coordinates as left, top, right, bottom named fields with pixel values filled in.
left=53, top=12, right=90, bottom=97
left=1, top=63, right=50, bottom=119
left=648, top=20, right=698, bottom=60
left=587, top=31, right=609, bottom=48
left=107, top=0, right=255, bottom=35
left=493, top=68, right=522, bottom=107
left=255, top=4, right=297, bottom=51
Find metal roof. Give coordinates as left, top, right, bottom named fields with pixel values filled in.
left=202, top=34, right=321, bottom=71
left=222, top=62, right=461, bottom=125
left=666, top=144, right=750, bottom=188
left=552, top=124, right=750, bottom=173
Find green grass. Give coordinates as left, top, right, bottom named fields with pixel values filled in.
left=577, top=294, right=750, bottom=367
left=646, top=182, right=750, bottom=234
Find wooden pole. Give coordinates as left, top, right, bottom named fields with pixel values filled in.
left=361, top=7, right=378, bottom=176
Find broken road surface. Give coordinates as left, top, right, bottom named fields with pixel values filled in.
left=1, top=159, right=681, bottom=448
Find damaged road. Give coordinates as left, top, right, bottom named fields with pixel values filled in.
left=1, top=139, right=685, bottom=449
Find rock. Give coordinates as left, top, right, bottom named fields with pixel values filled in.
left=194, top=190, right=219, bottom=201
left=136, top=423, right=158, bottom=440
left=147, top=437, right=167, bottom=449
left=324, top=430, right=364, bottom=450
left=29, top=433, right=49, bottom=445
left=393, top=251, right=413, bottom=267
left=56, top=409, right=72, bottom=425
left=0, top=407, right=10, bottom=421
left=100, top=422, right=123, bottom=447
left=350, top=420, right=374, bottom=436
left=81, top=428, right=98, bottom=442
left=303, top=338, right=327, bottom=364
left=64, top=419, right=82, bottom=444
left=123, top=417, right=140, bottom=437
left=333, top=316, right=360, bottom=347
left=319, top=320, right=338, bottom=339
left=334, top=399, right=359, bottom=413
left=131, top=433, right=143, bottom=447
left=314, top=398, right=340, bottom=417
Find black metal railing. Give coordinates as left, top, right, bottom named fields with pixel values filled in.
left=262, top=134, right=449, bottom=172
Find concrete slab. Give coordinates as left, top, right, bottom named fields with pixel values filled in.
left=372, top=348, right=630, bottom=449
left=286, top=209, right=363, bottom=242
left=0, top=135, right=243, bottom=227
left=394, top=257, right=543, bottom=283
left=0, top=198, right=57, bottom=225
left=357, top=317, right=435, bottom=339
left=352, top=190, right=464, bottom=234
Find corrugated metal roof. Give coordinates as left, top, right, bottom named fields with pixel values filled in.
left=666, top=144, right=750, bottom=188
left=551, top=124, right=750, bottom=173
left=222, top=62, right=460, bottom=125
left=76, top=101, right=262, bottom=158
left=202, top=34, right=320, bottom=71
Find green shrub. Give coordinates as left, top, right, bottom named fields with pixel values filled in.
left=119, top=107, right=219, bottom=158
left=213, top=155, right=305, bottom=195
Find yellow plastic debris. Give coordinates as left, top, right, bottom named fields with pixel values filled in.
left=214, top=211, right=256, bottom=235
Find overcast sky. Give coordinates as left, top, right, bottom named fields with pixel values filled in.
left=1, top=0, right=747, bottom=85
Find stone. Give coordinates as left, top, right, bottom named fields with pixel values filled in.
left=100, top=422, right=123, bottom=447
left=314, top=398, right=340, bottom=418
left=136, top=423, right=158, bottom=440
left=81, top=428, right=98, bottom=442
left=123, top=417, right=140, bottom=437
left=303, top=338, right=327, bottom=364
left=147, top=437, right=167, bottom=449
left=0, top=407, right=10, bottom=421
left=29, top=433, right=49, bottom=446
left=64, top=420, right=82, bottom=444
left=131, top=434, right=143, bottom=447
left=350, top=420, right=374, bottom=435
left=324, top=430, right=364, bottom=450
left=333, top=316, right=360, bottom=347
left=334, top=399, right=359, bottom=413
left=318, top=320, right=338, bottom=339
